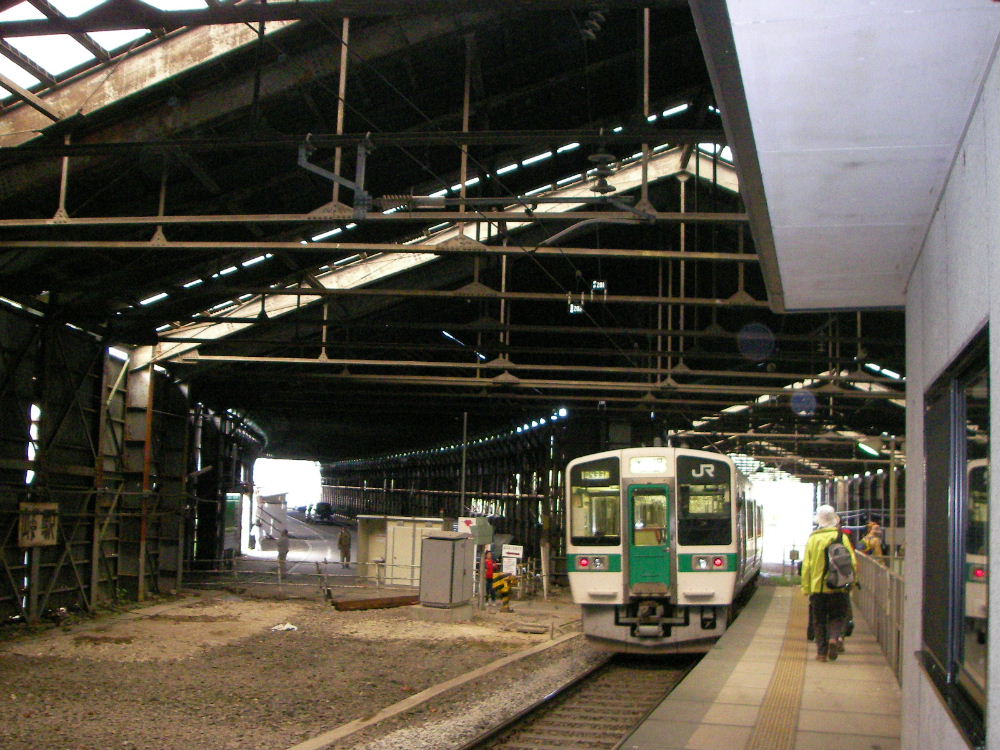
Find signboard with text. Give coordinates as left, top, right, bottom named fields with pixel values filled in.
left=18, top=502, right=58, bottom=547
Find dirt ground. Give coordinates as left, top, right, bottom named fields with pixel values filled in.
left=0, top=588, right=579, bottom=750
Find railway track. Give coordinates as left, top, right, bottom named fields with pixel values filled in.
left=461, top=654, right=697, bottom=750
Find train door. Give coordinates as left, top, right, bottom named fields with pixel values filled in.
left=629, top=484, right=671, bottom=591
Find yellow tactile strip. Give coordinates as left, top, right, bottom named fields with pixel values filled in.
left=744, top=592, right=809, bottom=750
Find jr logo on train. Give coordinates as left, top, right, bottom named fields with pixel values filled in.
left=566, top=447, right=762, bottom=653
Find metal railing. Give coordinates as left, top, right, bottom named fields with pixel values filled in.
left=852, top=552, right=904, bottom=682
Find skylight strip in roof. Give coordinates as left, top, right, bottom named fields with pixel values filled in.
left=88, top=28, right=148, bottom=52
left=6, top=33, right=95, bottom=77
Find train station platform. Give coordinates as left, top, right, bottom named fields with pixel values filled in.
left=621, top=584, right=902, bottom=750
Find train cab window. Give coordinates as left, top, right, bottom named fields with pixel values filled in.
left=569, top=457, right=621, bottom=546
left=677, top=483, right=731, bottom=546
left=632, top=490, right=668, bottom=546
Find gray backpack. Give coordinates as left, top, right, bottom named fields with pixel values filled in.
left=824, top=531, right=855, bottom=589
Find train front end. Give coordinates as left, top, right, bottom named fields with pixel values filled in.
left=566, top=448, right=743, bottom=654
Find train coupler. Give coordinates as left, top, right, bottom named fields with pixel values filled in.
left=700, top=607, right=718, bottom=630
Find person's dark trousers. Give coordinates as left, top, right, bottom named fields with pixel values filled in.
left=810, top=592, right=848, bottom=656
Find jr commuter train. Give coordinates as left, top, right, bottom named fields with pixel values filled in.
left=566, top=447, right=762, bottom=653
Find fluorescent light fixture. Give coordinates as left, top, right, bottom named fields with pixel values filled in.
left=345, top=223, right=357, bottom=230
left=557, top=174, right=582, bottom=186
left=427, top=222, right=451, bottom=233
left=496, top=163, right=518, bottom=175
left=612, top=125, right=623, bottom=133
left=557, top=142, right=580, bottom=153
left=557, top=407, right=568, bottom=417
left=311, top=228, right=342, bottom=241
left=183, top=279, right=203, bottom=288
left=242, top=255, right=268, bottom=266
left=522, top=151, right=552, bottom=166
left=524, top=185, right=550, bottom=196
left=662, top=103, right=689, bottom=117
left=708, top=104, right=721, bottom=114
left=139, top=292, right=168, bottom=306
left=0, top=296, right=23, bottom=309
left=646, top=114, right=657, bottom=122
left=881, top=368, right=902, bottom=380
left=219, top=266, right=238, bottom=276
left=429, top=189, right=448, bottom=197
left=108, top=347, right=130, bottom=362
left=155, top=324, right=171, bottom=332
left=210, top=299, right=235, bottom=310
left=858, top=442, right=881, bottom=457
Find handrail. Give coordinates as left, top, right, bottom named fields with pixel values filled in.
left=852, top=552, right=904, bottom=683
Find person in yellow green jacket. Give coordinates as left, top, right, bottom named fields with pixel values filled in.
left=801, top=504, right=857, bottom=661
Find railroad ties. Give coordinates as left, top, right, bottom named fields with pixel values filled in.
left=467, top=656, right=696, bottom=750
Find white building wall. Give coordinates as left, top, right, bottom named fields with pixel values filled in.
left=903, top=36, right=1000, bottom=749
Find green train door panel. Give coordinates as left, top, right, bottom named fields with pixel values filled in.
left=629, top=484, right=671, bottom=589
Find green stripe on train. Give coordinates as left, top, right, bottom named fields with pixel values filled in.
left=677, top=553, right=738, bottom=572
left=566, top=553, right=622, bottom=572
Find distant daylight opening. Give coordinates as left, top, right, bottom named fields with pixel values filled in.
left=244, top=459, right=322, bottom=557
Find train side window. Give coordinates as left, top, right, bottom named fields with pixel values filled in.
left=569, top=457, right=621, bottom=546
left=920, top=330, right=988, bottom=748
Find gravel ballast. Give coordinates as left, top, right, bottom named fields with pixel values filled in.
left=0, top=589, right=593, bottom=750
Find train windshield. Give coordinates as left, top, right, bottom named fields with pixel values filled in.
left=678, top=483, right=732, bottom=545
left=676, top=455, right=732, bottom=545
left=569, top=457, right=621, bottom=546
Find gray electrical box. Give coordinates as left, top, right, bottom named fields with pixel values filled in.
left=419, top=532, right=474, bottom=608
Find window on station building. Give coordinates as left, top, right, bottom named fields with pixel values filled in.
left=921, top=329, right=988, bottom=748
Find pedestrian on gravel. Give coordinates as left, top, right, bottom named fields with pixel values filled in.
left=338, top=526, right=352, bottom=568
left=277, top=528, right=290, bottom=578
left=483, top=549, right=496, bottom=601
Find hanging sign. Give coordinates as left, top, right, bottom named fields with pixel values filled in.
left=19, top=502, right=58, bottom=547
